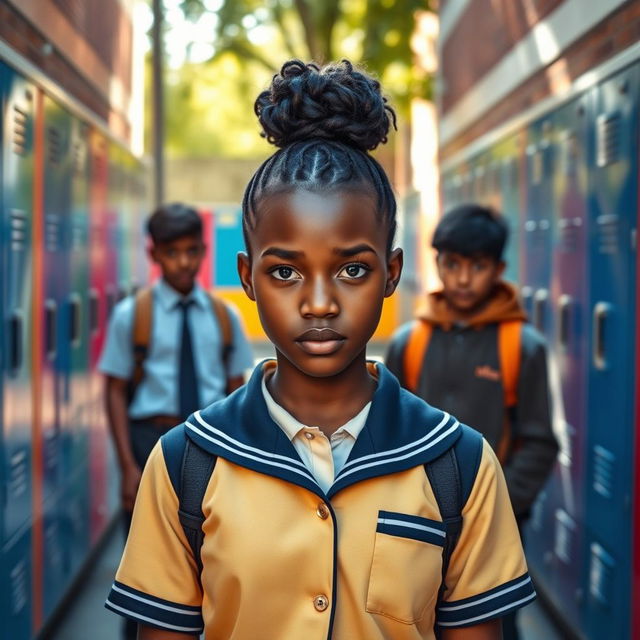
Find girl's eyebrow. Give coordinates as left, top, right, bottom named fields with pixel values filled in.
left=334, top=244, right=376, bottom=257
left=261, top=247, right=303, bottom=259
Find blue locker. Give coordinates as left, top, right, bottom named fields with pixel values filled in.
left=1, top=65, right=35, bottom=545
left=214, top=205, right=244, bottom=287
left=0, top=524, right=31, bottom=640
left=539, top=93, right=592, bottom=635
left=522, top=115, right=557, bottom=581
left=494, top=133, right=523, bottom=284
left=583, top=62, right=639, bottom=639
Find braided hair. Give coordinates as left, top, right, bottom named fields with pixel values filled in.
left=242, top=59, right=398, bottom=253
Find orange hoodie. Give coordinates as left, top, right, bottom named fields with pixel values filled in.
left=417, top=281, right=527, bottom=331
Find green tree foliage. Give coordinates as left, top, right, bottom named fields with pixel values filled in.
left=159, top=0, right=434, bottom=157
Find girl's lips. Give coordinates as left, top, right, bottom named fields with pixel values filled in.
left=296, top=338, right=346, bottom=356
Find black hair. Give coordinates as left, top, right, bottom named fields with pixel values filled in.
left=242, top=59, right=398, bottom=253
left=146, top=202, right=203, bottom=244
left=432, top=204, right=508, bottom=261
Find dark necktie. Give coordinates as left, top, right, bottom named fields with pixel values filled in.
left=178, top=300, right=200, bottom=419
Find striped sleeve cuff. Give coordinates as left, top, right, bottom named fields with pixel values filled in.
left=105, top=581, right=204, bottom=635
left=437, top=573, right=536, bottom=628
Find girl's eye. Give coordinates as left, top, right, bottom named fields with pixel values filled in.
left=338, top=263, right=369, bottom=279
left=271, top=266, right=300, bottom=281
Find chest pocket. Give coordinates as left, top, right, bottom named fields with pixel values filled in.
left=366, top=510, right=444, bottom=624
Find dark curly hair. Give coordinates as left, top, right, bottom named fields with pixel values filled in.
left=242, top=59, right=398, bottom=253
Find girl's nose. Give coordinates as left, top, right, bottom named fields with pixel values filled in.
left=300, top=276, right=339, bottom=317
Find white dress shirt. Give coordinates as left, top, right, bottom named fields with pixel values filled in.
left=261, top=377, right=371, bottom=493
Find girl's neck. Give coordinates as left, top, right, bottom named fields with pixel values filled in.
left=267, top=352, right=376, bottom=437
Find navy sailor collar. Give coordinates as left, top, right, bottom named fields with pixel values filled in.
left=185, top=360, right=462, bottom=499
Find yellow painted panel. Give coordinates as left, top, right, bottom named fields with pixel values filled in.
left=372, top=294, right=399, bottom=340
left=216, top=288, right=267, bottom=340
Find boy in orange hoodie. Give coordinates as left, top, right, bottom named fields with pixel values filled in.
left=385, top=204, right=558, bottom=640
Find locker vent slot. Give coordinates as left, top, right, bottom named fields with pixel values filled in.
left=588, top=543, right=615, bottom=606
left=73, top=141, right=86, bottom=174
left=596, top=113, right=620, bottom=167
left=12, top=105, right=27, bottom=155
left=46, top=214, right=62, bottom=252
left=71, top=223, right=85, bottom=250
left=10, top=210, right=27, bottom=252
left=527, top=146, right=542, bottom=186
left=559, top=217, right=582, bottom=252
left=529, top=490, right=546, bottom=532
left=592, top=445, right=615, bottom=498
left=562, top=131, right=578, bottom=176
left=596, top=214, right=619, bottom=254
left=9, top=450, right=28, bottom=499
left=10, top=557, right=28, bottom=614
left=554, top=509, right=576, bottom=564
left=47, top=126, right=62, bottom=165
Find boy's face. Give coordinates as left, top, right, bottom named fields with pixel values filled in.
left=150, top=234, right=206, bottom=295
left=436, top=251, right=505, bottom=315
left=238, top=188, right=402, bottom=378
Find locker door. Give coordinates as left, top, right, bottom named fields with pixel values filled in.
left=542, top=93, right=592, bottom=635
left=523, top=116, right=556, bottom=574
left=584, top=63, right=639, bottom=639
left=0, top=62, right=35, bottom=640
left=41, top=92, right=73, bottom=618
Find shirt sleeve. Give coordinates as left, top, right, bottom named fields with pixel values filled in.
left=98, top=297, right=135, bottom=380
left=227, top=303, right=255, bottom=377
left=105, top=442, right=204, bottom=635
left=436, top=440, right=536, bottom=628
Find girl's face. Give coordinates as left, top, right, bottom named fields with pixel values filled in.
left=238, top=188, right=402, bottom=378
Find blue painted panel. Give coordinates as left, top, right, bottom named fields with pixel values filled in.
left=214, top=205, right=244, bottom=287
left=583, top=62, right=639, bottom=640
left=42, top=94, right=73, bottom=503
left=1, top=65, right=34, bottom=543
left=0, top=524, right=32, bottom=640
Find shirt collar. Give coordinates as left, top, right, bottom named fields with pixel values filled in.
left=154, top=279, right=208, bottom=311
left=260, top=375, right=371, bottom=442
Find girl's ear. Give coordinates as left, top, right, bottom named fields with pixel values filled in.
left=384, top=247, right=403, bottom=297
left=237, top=252, right=256, bottom=301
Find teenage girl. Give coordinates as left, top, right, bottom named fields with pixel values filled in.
left=106, top=59, right=535, bottom=640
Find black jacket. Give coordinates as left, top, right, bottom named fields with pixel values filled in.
left=385, top=282, right=558, bottom=518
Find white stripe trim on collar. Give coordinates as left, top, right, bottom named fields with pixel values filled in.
left=193, top=411, right=308, bottom=469
left=335, top=421, right=460, bottom=482
left=339, top=411, right=452, bottom=473
left=186, top=422, right=318, bottom=484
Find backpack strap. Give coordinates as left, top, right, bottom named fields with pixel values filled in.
left=403, top=320, right=433, bottom=392
left=177, top=438, right=218, bottom=577
left=498, top=320, right=522, bottom=408
left=425, top=449, right=463, bottom=621
left=129, top=287, right=153, bottom=403
left=426, top=426, right=484, bottom=637
left=207, top=292, right=233, bottom=374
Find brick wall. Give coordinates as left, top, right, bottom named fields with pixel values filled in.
left=0, top=0, right=133, bottom=141
left=440, top=0, right=640, bottom=160
left=441, top=0, right=565, bottom=113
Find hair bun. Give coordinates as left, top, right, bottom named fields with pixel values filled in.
left=255, top=59, right=396, bottom=152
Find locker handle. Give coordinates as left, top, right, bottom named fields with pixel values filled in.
left=593, top=302, right=611, bottom=370
left=89, top=289, right=99, bottom=334
left=69, top=293, right=82, bottom=347
left=45, top=299, right=58, bottom=361
left=8, top=311, right=23, bottom=374
left=533, top=289, right=549, bottom=332
left=558, top=294, right=573, bottom=349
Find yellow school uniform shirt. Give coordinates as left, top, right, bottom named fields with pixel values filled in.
left=106, top=361, right=535, bottom=638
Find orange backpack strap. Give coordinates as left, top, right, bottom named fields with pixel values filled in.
left=130, top=287, right=153, bottom=401
left=403, top=320, right=433, bottom=393
left=207, top=292, right=233, bottom=374
left=498, top=320, right=522, bottom=408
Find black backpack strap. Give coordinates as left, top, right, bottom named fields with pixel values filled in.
left=425, top=448, right=463, bottom=640
left=177, top=438, right=217, bottom=577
